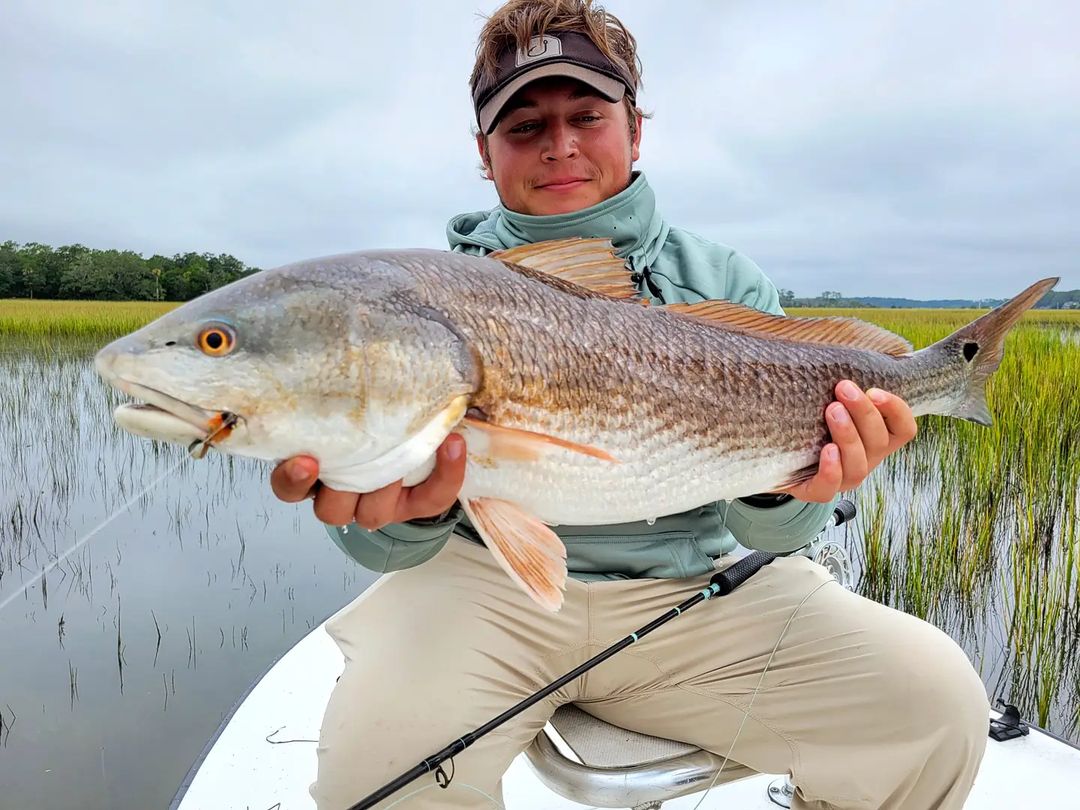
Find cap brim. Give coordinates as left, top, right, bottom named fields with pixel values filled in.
left=478, top=63, right=626, bottom=133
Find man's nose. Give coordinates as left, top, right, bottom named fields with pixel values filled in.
left=541, top=120, right=578, bottom=161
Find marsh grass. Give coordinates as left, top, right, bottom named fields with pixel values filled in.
left=0, top=299, right=177, bottom=339
left=2, top=301, right=1079, bottom=741
left=802, top=307, right=1080, bottom=733
left=0, top=308, right=379, bottom=810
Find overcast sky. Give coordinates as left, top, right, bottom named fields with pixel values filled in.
left=2, top=1, right=1077, bottom=298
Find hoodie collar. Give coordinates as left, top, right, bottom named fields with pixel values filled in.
left=446, top=172, right=669, bottom=272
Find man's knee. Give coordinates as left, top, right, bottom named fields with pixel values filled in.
left=311, top=662, right=492, bottom=809
left=799, top=617, right=990, bottom=808
left=883, top=621, right=989, bottom=759
left=930, top=632, right=989, bottom=750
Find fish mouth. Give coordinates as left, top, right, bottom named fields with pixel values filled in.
left=111, top=379, right=238, bottom=454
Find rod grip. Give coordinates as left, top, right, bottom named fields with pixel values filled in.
left=711, top=550, right=777, bottom=596
left=832, top=499, right=856, bottom=526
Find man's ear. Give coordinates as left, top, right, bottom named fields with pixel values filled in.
left=631, top=112, right=643, bottom=162
left=475, top=133, right=493, bottom=180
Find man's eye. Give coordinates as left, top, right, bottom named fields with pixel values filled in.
left=576, top=114, right=601, bottom=124
left=509, top=121, right=539, bottom=134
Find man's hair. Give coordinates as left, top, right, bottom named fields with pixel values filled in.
left=471, top=0, right=647, bottom=136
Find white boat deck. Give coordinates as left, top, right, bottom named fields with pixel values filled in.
left=173, top=621, right=1080, bottom=809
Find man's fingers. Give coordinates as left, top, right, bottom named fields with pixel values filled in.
left=354, top=480, right=405, bottom=530
left=401, top=434, right=467, bottom=520
left=312, top=486, right=362, bottom=527
left=274, top=433, right=470, bottom=529
left=809, top=443, right=843, bottom=502
left=774, top=384, right=917, bottom=503
left=868, top=388, right=918, bottom=451
left=826, top=399, right=869, bottom=490
left=836, top=380, right=889, bottom=464
left=271, top=456, right=320, bottom=502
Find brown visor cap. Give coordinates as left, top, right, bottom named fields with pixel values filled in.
left=472, top=31, right=636, bottom=134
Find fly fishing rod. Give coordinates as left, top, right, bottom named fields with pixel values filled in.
left=347, top=550, right=774, bottom=810
left=348, top=501, right=855, bottom=810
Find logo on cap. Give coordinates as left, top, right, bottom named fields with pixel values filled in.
left=515, top=35, right=562, bottom=66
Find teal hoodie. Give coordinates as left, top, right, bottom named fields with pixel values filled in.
left=325, top=173, right=838, bottom=580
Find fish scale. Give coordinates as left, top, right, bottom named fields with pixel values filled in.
left=94, top=238, right=1057, bottom=611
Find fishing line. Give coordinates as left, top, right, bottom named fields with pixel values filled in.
left=359, top=498, right=810, bottom=809
left=566, top=501, right=827, bottom=810
left=382, top=779, right=504, bottom=809
left=0, top=417, right=236, bottom=615
left=0, top=457, right=187, bottom=613
left=687, top=577, right=832, bottom=810
left=373, top=575, right=831, bottom=810
left=351, top=554, right=762, bottom=809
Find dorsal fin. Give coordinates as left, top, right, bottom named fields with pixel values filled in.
left=491, top=239, right=910, bottom=355
left=490, top=238, right=640, bottom=300
left=665, top=300, right=913, bottom=357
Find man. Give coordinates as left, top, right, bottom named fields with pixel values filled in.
left=273, top=2, right=990, bottom=807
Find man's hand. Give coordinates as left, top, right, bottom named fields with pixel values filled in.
left=270, top=434, right=468, bottom=531
left=778, top=380, right=917, bottom=504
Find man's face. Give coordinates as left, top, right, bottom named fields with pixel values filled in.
left=477, top=77, right=642, bottom=216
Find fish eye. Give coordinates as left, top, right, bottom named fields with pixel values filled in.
left=196, top=323, right=236, bottom=357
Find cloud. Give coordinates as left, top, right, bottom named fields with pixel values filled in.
left=1, top=0, right=1077, bottom=298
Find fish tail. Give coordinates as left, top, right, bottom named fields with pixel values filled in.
left=928, top=277, right=1057, bottom=425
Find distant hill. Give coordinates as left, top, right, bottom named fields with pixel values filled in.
left=1031, top=289, right=1080, bottom=310
left=786, top=289, right=1079, bottom=310
left=848, top=296, right=1006, bottom=309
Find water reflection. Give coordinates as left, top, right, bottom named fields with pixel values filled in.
left=1, top=333, right=1077, bottom=810
left=0, top=342, right=375, bottom=810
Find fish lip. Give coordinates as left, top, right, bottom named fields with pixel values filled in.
left=111, top=378, right=220, bottom=435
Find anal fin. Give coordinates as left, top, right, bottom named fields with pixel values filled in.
left=462, top=497, right=567, bottom=612
left=773, top=461, right=819, bottom=492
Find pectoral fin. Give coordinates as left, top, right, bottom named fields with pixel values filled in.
left=462, top=497, right=567, bottom=612
left=461, top=416, right=617, bottom=463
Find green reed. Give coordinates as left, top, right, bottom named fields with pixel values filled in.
left=0, top=299, right=178, bottom=339
left=4, top=301, right=1079, bottom=740
left=806, top=306, right=1080, bottom=735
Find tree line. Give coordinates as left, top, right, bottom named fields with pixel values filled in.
left=777, top=287, right=1080, bottom=310
left=0, top=241, right=259, bottom=301
left=4, top=240, right=1076, bottom=308
left=778, top=289, right=867, bottom=308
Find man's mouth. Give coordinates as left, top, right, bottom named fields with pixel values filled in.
left=536, top=177, right=591, bottom=191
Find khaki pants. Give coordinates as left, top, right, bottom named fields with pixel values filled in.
left=312, top=537, right=989, bottom=809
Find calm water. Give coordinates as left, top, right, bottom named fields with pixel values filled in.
left=0, top=344, right=376, bottom=809
left=0, top=339, right=1076, bottom=810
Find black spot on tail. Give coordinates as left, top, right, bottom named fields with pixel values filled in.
left=928, top=277, right=1056, bottom=426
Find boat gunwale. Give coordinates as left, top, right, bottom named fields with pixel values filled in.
left=167, top=610, right=341, bottom=809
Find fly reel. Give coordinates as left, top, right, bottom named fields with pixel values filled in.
left=806, top=538, right=854, bottom=590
